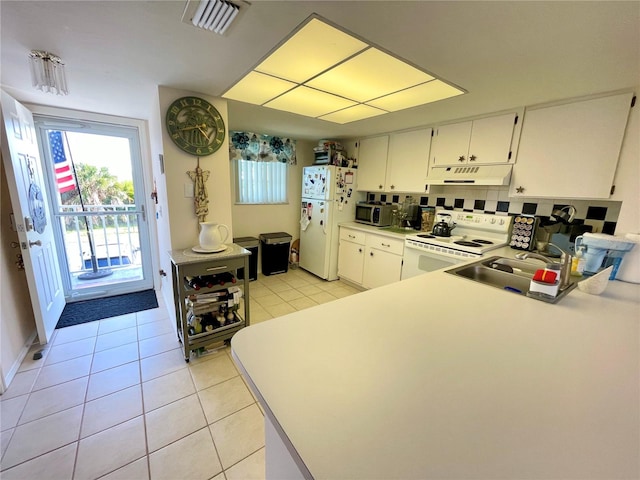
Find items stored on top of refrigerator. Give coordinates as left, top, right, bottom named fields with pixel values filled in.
left=312, top=140, right=356, bottom=167
left=299, top=165, right=361, bottom=280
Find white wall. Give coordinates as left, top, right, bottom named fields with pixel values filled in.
left=230, top=140, right=315, bottom=255
left=157, top=87, right=233, bottom=248
left=612, top=91, right=640, bottom=236
left=154, top=87, right=234, bottom=314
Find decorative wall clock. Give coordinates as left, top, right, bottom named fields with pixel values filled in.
left=166, top=96, right=225, bottom=156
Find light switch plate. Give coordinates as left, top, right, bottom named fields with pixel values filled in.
left=184, top=183, right=194, bottom=198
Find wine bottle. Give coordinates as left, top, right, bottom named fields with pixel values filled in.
left=198, top=275, right=214, bottom=288
left=217, top=272, right=237, bottom=285
left=185, top=276, right=201, bottom=290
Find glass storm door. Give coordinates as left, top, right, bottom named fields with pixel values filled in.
left=35, top=118, right=153, bottom=301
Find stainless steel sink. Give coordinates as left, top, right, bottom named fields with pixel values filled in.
left=446, top=256, right=577, bottom=304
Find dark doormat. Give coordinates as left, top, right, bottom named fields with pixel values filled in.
left=56, top=289, right=159, bottom=329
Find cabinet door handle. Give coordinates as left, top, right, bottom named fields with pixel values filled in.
left=516, top=186, right=525, bottom=194
left=458, top=155, right=466, bottom=162
left=358, top=248, right=362, bottom=253
left=381, top=243, right=390, bottom=248
left=469, top=155, right=477, bottom=161
left=390, top=185, right=395, bottom=189
left=370, top=251, right=374, bottom=256
left=206, top=266, right=228, bottom=271
left=378, top=184, right=383, bottom=189
left=348, top=234, right=355, bottom=238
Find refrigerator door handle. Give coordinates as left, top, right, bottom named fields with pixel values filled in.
left=322, top=202, right=327, bottom=235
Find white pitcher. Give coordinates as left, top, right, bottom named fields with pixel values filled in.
left=199, top=222, right=229, bottom=250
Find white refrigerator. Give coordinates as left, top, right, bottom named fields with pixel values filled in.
left=299, top=165, right=359, bottom=280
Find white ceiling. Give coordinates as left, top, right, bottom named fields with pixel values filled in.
left=1, top=1, right=639, bottom=140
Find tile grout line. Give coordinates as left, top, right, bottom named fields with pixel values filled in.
left=2, top=273, right=356, bottom=478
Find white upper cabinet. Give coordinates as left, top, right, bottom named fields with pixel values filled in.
left=431, top=121, right=472, bottom=165
left=510, top=92, right=633, bottom=199
left=386, top=128, right=432, bottom=193
left=431, top=112, right=517, bottom=166
left=356, top=129, right=431, bottom=193
left=356, top=135, right=389, bottom=192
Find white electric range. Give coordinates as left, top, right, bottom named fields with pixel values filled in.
left=401, top=210, right=513, bottom=279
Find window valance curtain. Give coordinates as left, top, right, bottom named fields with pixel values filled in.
left=230, top=131, right=297, bottom=165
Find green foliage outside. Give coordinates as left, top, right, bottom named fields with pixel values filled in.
left=61, top=163, right=136, bottom=231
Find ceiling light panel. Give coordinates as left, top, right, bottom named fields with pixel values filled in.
left=223, top=71, right=296, bottom=105
left=307, top=48, right=434, bottom=102
left=222, top=15, right=466, bottom=123
left=367, top=80, right=465, bottom=111
left=318, top=104, right=387, bottom=124
left=255, top=18, right=368, bottom=84
left=264, top=86, right=357, bottom=118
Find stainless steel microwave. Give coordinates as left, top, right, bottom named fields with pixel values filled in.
left=355, top=203, right=394, bottom=226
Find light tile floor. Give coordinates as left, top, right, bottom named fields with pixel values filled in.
left=0, top=267, right=360, bottom=479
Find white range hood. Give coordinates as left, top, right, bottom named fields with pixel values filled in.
left=428, top=164, right=512, bottom=186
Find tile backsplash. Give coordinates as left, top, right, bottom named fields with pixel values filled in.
left=368, top=185, right=621, bottom=235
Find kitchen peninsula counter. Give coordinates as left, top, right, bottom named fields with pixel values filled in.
left=231, top=266, right=639, bottom=478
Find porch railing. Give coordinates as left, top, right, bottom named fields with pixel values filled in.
left=57, top=204, right=141, bottom=273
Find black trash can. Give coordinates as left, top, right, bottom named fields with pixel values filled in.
left=233, top=236, right=258, bottom=281
left=259, top=232, right=292, bottom=276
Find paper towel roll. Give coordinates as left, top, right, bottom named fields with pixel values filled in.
left=616, top=233, right=640, bottom=283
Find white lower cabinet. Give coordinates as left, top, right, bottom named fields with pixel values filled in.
left=338, top=227, right=404, bottom=289
left=337, top=237, right=365, bottom=284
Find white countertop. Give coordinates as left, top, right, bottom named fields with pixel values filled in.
left=339, top=221, right=419, bottom=239
left=232, top=254, right=640, bottom=478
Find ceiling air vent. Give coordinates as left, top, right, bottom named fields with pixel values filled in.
left=182, top=0, right=247, bottom=35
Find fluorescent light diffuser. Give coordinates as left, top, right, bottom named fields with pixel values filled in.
left=223, top=71, right=296, bottom=105
left=319, top=104, right=387, bottom=124
left=368, top=80, right=465, bottom=111
left=307, top=48, right=434, bottom=102
left=265, top=86, right=357, bottom=117
left=255, top=18, right=367, bottom=84
left=222, top=15, right=465, bottom=123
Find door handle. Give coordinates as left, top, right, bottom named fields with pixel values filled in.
left=29, top=240, right=42, bottom=247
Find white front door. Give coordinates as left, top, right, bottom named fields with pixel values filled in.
left=1, top=91, right=65, bottom=344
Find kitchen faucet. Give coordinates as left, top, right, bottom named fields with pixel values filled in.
left=515, top=243, right=573, bottom=290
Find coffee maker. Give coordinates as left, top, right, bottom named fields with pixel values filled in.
left=399, top=197, right=421, bottom=229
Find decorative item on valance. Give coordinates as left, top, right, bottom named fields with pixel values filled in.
left=230, top=131, right=296, bottom=165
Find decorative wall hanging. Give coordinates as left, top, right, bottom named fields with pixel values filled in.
left=229, top=131, right=296, bottom=165
left=28, top=182, right=47, bottom=234
left=166, top=96, right=225, bottom=156
left=187, top=157, right=211, bottom=222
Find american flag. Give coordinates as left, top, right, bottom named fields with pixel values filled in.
left=49, top=131, right=76, bottom=194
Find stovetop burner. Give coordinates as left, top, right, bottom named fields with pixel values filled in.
left=454, top=240, right=483, bottom=247
left=404, top=210, right=513, bottom=255
left=471, top=239, right=494, bottom=245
